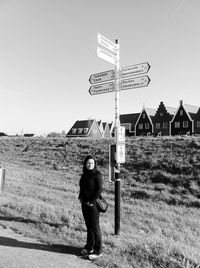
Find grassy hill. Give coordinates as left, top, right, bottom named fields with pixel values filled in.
left=0, top=136, right=200, bottom=267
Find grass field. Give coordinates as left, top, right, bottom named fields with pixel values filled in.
left=0, top=136, right=200, bottom=267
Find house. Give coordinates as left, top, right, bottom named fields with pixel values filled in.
left=120, top=113, right=140, bottom=137
left=194, top=108, right=200, bottom=134
left=170, top=101, right=199, bottom=136
left=23, top=133, right=35, bottom=137
left=135, top=107, right=157, bottom=136
left=0, top=132, right=7, bottom=137
left=102, top=122, right=114, bottom=138
left=66, top=119, right=102, bottom=138
left=97, top=120, right=104, bottom=136
left=153, top=102, right=176, bottom=136
left=97, top=121, right=113, bottom=138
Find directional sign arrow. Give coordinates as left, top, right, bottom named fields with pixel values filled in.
left=97, top=47, right=116, bottom=66
left=89, top=70, right=116, bottom=84
left=89, top=82, right=115, bottom=95
left=121, top=75, right=151, bottom=91
left=122, top=62, right=150, bottom=78
left=97, top=33, right=117, bottom=54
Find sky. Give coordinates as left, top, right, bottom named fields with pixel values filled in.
left=0, top=0, right=200, bottom=136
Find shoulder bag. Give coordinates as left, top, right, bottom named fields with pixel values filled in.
left=95, top=196, right=108, bottom=213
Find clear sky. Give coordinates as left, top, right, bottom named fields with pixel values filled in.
left=0, top=0, right=199, bottom=135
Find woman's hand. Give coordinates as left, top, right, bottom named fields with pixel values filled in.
left=85, top=201, right=93, bottom=207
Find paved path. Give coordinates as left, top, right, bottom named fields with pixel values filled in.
left=0, top=226, right=97, bottom=268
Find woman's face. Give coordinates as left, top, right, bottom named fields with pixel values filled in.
left=86, top=159, right=95, bottom=170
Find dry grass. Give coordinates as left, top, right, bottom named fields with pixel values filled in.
left=0, top=136, right=200, bottom=267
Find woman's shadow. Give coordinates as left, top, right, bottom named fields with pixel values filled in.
left=0, top=236, right=82, bottom=256
left=0, top=216, right=81, bottom=256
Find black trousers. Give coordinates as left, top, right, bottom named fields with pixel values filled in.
left=81, top=203, right=102, bottom=254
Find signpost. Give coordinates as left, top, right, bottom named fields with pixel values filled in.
left=89, top=33, right=151, bottom=235
left=89, top=82, right=115, bottom=95
left=97, top=47, right=116, bottom=66
left=121, top=75, right=151, bottom=91
left=116, top=143, right=125, bottom=163
left=118, top=126, right=125, bottom=142
left=121, top=62, right=150, bottom=77
left=97, top=33, right=117, bottom=54
left=89, top=70, right=115, bottom=84
left=116, top=126, right=126, bottom=164
left=109, top=144, right=116, bottom=182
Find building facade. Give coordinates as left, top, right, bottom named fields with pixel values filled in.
left=66, top=119, right=102, bottom=138
left=135, top=107, right=156, bottom=136
left=194, top=108, right=200, bottom=134
left=171, top=101, right=199, bottom=136
left=153, top=102, right=176, bottom=136
left=120, top=113, right=140, bottom=136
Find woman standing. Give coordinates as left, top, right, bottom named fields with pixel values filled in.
left=78, top=155, right=103, bottom=260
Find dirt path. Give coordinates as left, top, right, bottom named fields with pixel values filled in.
left=0, top=226, right=98, bottom=268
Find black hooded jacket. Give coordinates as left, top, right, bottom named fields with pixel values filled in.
left=78, top=156, right=103, bottom=203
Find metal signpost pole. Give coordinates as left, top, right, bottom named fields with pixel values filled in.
left=89, top=32, right=151, bottom=235
left=114, top=39, right=120, bottom=235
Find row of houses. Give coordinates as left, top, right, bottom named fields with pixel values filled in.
left=66, top=100, right=200, bottom=138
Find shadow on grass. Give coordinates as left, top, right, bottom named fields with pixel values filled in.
left=0, top=215, right=64, bottom=227
left=0, top=216, right=81, bottom=256
left=0, top=235, right=81, bottom=256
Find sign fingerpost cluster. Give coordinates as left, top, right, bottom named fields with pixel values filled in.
left=88, top=33, right=151, bottom=235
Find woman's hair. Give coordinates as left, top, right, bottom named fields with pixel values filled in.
left=83, top=155, right=97, bottom=173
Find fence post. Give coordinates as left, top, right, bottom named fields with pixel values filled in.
left=0, top=168, right=5, bottom=195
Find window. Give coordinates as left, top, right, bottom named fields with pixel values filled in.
left=163, top=122, right=168, bottom=129
left=84, top=128, right=89, bottom=133
left=180, top=110, right=183, bottom=116
left=160, top=112, right=163, bottom=116
left=175, top=122, right=180, bottom=128
left=72, top=128, right=76, bottom=134
left=145, top=123, right=150, bottom=129
left=139, top=123, right=143, bottom=129
left=183, top=121, right=188, bottom=128
left=78, top=128, right=83, bottom=134
left=197, top=121, right=200, bottom=128
left=142, top=113, right=146, bottom=119
left=156, top=123, right=160, bottom=129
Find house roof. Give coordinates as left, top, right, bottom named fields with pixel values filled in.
left=146, top=108, right=157, bottom=116
left=66, top=119, right=95, bottom=136
left=165, top=106, right=177, bottom=115
left=120, top=113, right=140, bottom=124
left=72, top=119, right=94, bottom=129
left=102, top=122, right=107, bottom=130
left=184, top=104, right=199, bottom=115
left=109, top=122, right=114, bottom=130
left=171, top=101, right=199, bottom=122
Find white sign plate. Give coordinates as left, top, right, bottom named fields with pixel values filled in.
left=122, top=62, right=150, bottom=78
left=116, top=143, right=125, bottom=163
left=89, top=70, right=116, bottom=84
left=118, top=126, right=125, bottom=142
left=121, top=75, right=150, bottom=91
left=97, top=47, right=116, bottom=66
left=89, top=82, right=115, bottom=95
left=97, top=33, right=117, bottom=53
